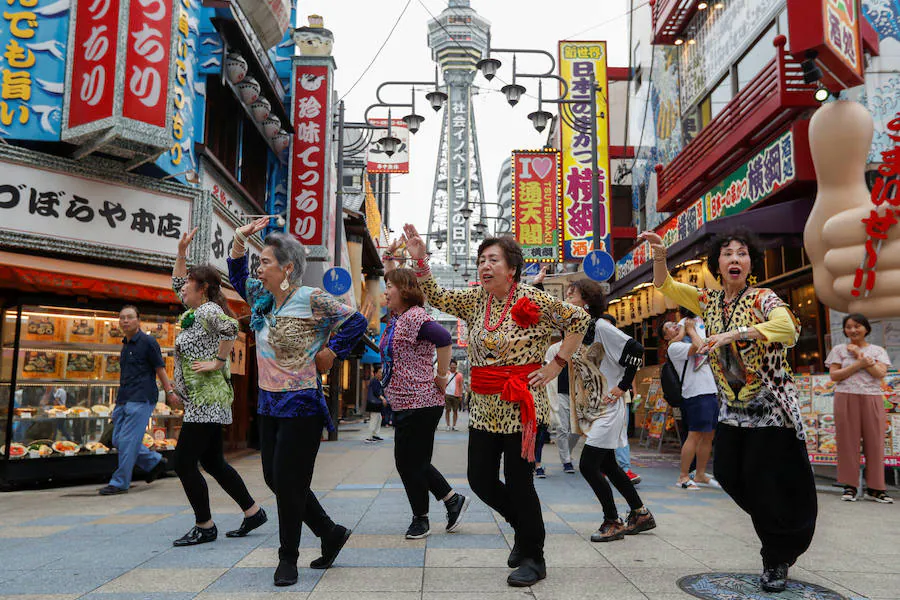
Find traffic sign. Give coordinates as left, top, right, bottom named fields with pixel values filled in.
left=584, top=250, right=615, bottom=282
left=323, top=267, right=352, bottom=296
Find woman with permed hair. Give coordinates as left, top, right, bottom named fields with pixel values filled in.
left=228, top=218, right=369, bottom=587
left=640, top=226, right=815, bottom=593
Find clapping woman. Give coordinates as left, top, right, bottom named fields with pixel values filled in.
left=402, top=224, right=590, bottom=588
left=228, top=218, right=368, bottom=587
left=641, top=227, right=816, bottom=593
left=171, top=227, right=266, bottom=548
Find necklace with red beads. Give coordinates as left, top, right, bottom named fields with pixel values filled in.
left=484, top=282, right=517, bottom=332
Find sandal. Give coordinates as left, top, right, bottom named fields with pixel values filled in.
left=866, top=489, right=894, bottom=504
left=841, top=486, right=857, bottom=502
left=677, top=479, right=700, bottom=490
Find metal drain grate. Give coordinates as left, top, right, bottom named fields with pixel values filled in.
left=677, top=572, right=849, bottom=600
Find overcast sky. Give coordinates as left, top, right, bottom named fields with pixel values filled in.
left=295, top=0, right=631, bottom=236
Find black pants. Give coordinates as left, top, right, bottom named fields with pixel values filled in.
left=394, top=405, right=452, bottom=517
left=259, top=414, right=336, bottom=562
left=468, top=427, right=545, bottom=560
left=579, top=445, right=643, bottom=521
left=534, top=424, right=550, bottom=464
left=174, top=422, right=255, bottom=524
left=714, top=423, right=818, bottom=567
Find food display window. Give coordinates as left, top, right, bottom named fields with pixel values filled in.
left=1, top=303, right=182, bottom=484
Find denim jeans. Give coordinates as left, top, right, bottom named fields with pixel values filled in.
left=109, top=401, right=162, bottom=489
left=615, top=445, right=631, bottom=471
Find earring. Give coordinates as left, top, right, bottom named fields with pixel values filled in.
left=584, top=304, right=590, bottom=311
left=280, top=275, right=290, bottom=291
left=716, top=275, right=722, bottom=285
left=747, top=274, right=758, bottom=286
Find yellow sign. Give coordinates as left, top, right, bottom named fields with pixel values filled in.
left=364, top=180, right=382, bottom=242
left=558, top=41, right=611, bottom=261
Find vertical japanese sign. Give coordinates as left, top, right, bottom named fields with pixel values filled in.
left=446, top=80, right=470, bottom=267
left=511, top=150, right=561, bottom=263
left=156, top=0, right=203, bottom=181
left=0, top=0, right=69, bottom=141
left=558, top=41, right=611, bottom=261
left=366, top=118, right=410, bottom=174
left=122, top=0, right=174, bottom=128
left=289, top=61, right=331, bottom=254
left=824, top=0, right=862, bottom=79
left=66, top=0, right=121, bottom=129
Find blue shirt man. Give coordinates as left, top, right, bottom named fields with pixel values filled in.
left=99, top=305, right=176, bottom=495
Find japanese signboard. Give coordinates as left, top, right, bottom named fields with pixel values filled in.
left=234, top=0, right=291, bottom=50
left=705, top=129, right=796, bottom=221
left=511, top=150, right=561, bottom=263
left=787, top=0, right=865, bottom=90
left=122, top=0, right=174, bottom=128
left=66, top=0, right=121, bottom=129
left=289, top=59, right=332, bottom=257
left=615, top=198, right=706, bottom=280
left=446, top=80, right=470, bottom=268
left=0, top=0, right=69, bottom=141
left=558, top=41, right=611, bottom=261
left=200, top=160, right=263, bottom=277
left=366, top=118, right=410, bottom=174
left=824, top=0, right=862, bottom=78
left=0, top=159, right=191, bottom=257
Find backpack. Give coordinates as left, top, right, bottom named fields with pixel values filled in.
left=659, top=356, right=689, bottom=408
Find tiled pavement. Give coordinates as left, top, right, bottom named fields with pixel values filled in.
left=0, top=413, right=896, bottom=599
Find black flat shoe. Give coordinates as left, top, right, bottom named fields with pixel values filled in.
left=98, top=485, right=127, bottom=496
left=226, top=507, right=268, bottom=538
left=145, top=457, right=168, bottom=484
left=173, top=525, right=217, bottom=547
left=309, top=524, right=352, bottom=569
left=274, top=559, right=298, bottom=586
left=761, top=563, right=789, bottom=593
left=507, top=542, right=523, bottom=568
left=507, top=557, right=546, bottom=587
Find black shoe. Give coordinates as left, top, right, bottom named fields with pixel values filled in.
left=507, top=542, right=523, bottom=568
left=274, top=559, right=298, bottom=586
left=145, top=457, right=167, bottom=484
left=98, top=485, right=127, bottom=496
left=372, top=435, right=383, bottom=441
left=173, top=525, right=218, bottom=547
left=507, top=557, right=547, bottom=587
left=226, top=507, right=268, bottom=538
left=445, top=493, right=471, bottom=532
left=761, top=563, right=789, bottom=593
left=405, top=515, right=430, bottom=539
left=309, top=524, right=352, bottom=569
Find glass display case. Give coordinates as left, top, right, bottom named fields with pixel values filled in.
left=1, top=304, right=182, bottom=483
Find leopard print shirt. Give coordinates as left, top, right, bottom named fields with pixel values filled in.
left=420, top=276, right=591, bottom=434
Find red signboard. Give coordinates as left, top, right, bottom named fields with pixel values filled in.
left=122, top=0, right=174, bottom=127
left=511, top=150, right=561, bottom=263
left=787, top=0, right=864, bottom=90
left=289, top=65, right=329, bottom=247
left=67, top=0, right=121, bottom=128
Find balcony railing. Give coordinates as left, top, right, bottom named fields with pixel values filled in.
left=655, top=36, right=819, bottom=213
left=650, top=0, right=700, bottom=45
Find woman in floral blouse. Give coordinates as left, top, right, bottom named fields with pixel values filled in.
left=170, top=227, right=266, bottom=549
left=402, top=224, right=591, bottom=588
left=228, top=218, right=368, bottom=587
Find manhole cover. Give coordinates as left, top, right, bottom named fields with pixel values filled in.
left=677, top=572, right=848, bottom=600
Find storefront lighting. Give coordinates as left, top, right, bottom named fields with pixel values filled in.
left=814, top=87, right=830, bottom=102
left=687, top=39, right=696, bottom=45
left=697, top=2, right=708, bottom=9
left=714, top=2, right=724, bottom=8
left=674, top=38, right=684, bottom=46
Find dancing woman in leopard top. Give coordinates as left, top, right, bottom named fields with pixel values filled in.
left=641, top=227, right=816, bottom=594
left=402, top=224, right=591, bottom=588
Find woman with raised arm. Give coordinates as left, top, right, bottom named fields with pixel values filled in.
left=170, top=227, right=266, bottom=548
left=639, top=227, right=816, bottom=594
left=402, top=223, right=591, bottom=588
left=228, top=218, right=368, bottom=587
left=379, top=241, right=470, bottom=539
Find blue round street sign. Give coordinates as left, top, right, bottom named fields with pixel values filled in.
left=584, top=250, right=615, bottom=282
left=323, top=267, right=352, bottom=296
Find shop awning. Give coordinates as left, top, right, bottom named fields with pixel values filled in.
left=610, top=197, right=813, bottom=297
left=0, top=251, right=247, bottom=317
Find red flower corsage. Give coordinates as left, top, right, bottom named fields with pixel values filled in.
left=511, top=297, right=541, bottom=328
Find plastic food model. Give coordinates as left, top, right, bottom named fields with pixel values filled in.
left=804, top=100, right=900, bottom=317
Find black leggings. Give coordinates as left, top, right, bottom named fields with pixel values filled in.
left=259, top=414, right=336, bottom=562
left=173, top=422, right=256, bottom=524
left=468, top=428, right=545, bottom=560
left=714, top=423, right=817, bottom=567
left=394, top=405, right=453, bottom=517
left=579, top=445, right=643, bottom=521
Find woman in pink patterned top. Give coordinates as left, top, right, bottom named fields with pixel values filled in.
left=380, top=263, right=470, bottom=540
left=827, top=313, right=893, bottom=503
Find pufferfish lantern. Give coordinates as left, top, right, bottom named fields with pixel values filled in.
left=293, top=15, right=334, bottom=57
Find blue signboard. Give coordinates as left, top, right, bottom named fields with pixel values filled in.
left=584, top=250, right=615, bottom=282
left=523, top=263, right=542, bottom=277
left=323, top=267, right=352, bottom=296
left=0, top=0, right=69, bottom=141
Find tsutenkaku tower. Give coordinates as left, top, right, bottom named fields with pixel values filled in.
left=426, top=0, right=489, bottom=271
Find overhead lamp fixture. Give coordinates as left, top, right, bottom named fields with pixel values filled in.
left=476, top=56, right=502, bottom=81
left=452, top=262, right=461, bottom=272
left=473, top=221, right=487, bottom=235
left=801, top=50, right=824, bottom=84
left=501, top=83, right=526, bottom=106
left=378, top=109, right=402, bottom=157
left=814, top=87, right=830, bottom=102
left=528, top=109, right=553, bottom=133
left=402, top=88, right=425, bottom=134
left=674, top=38, right=684, bottom=46
left=697, top=1, right=708, bottom=9
left=434, top=232, right=445, bottom=250
left=459, top=206, right=473, bottom=220
left=426, top=65, right=447, bottom=111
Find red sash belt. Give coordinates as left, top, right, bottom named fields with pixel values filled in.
left=470, top=363, right=542, bottom=462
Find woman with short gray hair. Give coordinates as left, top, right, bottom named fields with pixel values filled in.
left=228, top=218, right=368, bottom=587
